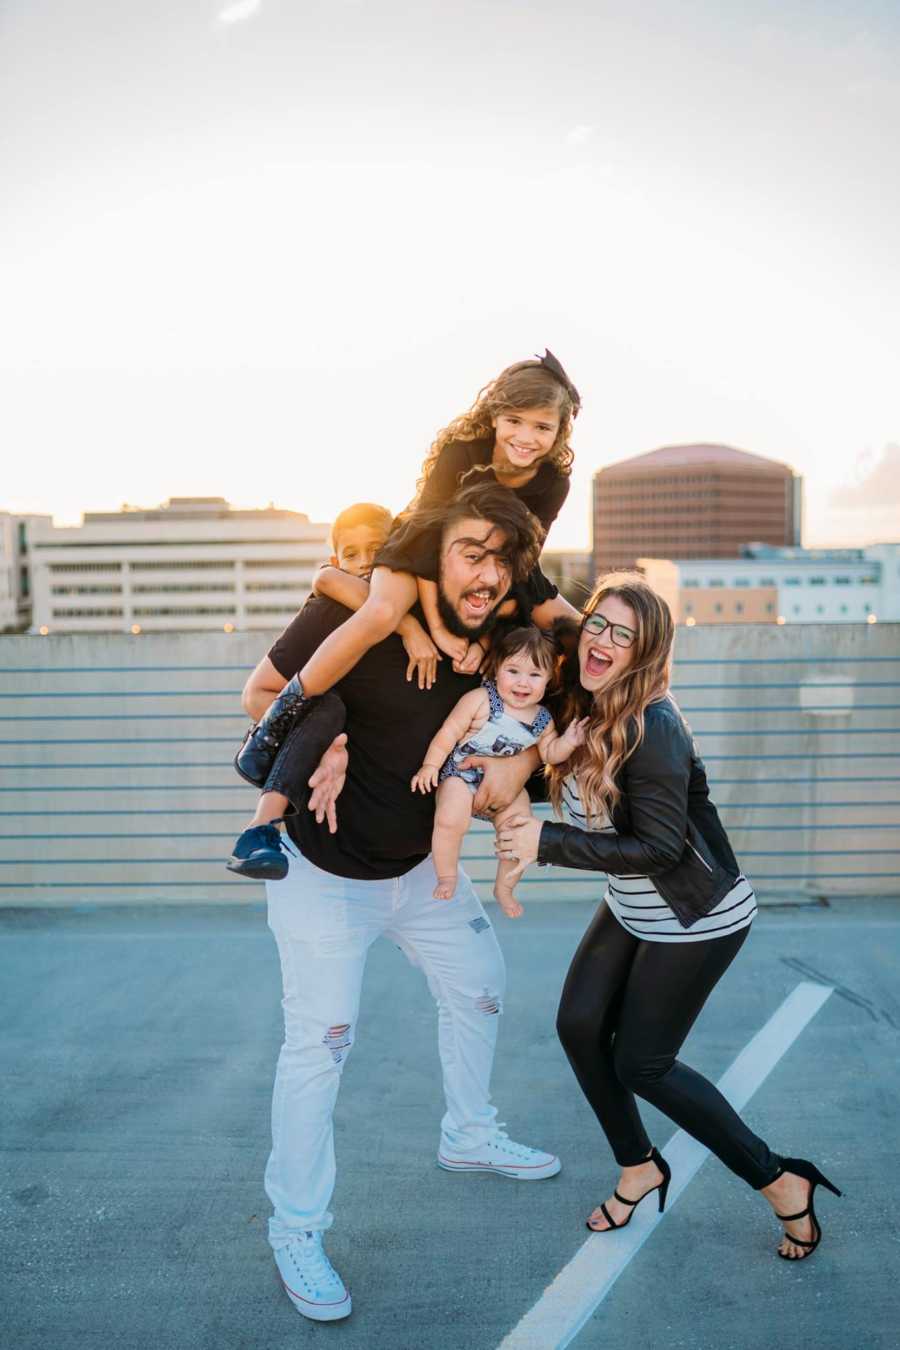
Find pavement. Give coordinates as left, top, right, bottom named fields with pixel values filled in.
left=2, top=896, right=898, bottom=1350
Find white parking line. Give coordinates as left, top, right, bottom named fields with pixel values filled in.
left=497, top=981, right=834, bottom=1350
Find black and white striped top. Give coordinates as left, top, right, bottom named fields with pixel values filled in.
left=562, top=775, right=757, bottom=943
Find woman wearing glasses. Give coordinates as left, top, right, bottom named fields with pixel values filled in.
left=497, top=574, right=840, bottom=1261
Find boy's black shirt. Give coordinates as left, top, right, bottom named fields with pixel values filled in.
left=267, top=595, right=487, bottom=880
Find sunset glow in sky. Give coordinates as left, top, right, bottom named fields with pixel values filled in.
left=1, top=0, right=898, bottom=547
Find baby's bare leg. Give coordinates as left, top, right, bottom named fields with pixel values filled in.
left=247, top=790, right=290, bottom=828
left=491, top=789, right=531, bottom=919
left=431, top=777, right=474, bottom=899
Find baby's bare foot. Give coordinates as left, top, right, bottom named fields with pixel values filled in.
left=493, top=886, right=523, bottom=919
left=433, top=876, right=457, bottom=900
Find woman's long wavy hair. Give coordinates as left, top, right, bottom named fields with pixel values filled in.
left=547, top=574, right=675, bottom=826
left=417, top=359, right=578, bottom=496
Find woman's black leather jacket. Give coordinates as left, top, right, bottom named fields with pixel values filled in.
left=537, top=697, right=741, bottom=929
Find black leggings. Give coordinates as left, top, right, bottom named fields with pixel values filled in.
left=556, top=903, right=781, bottom=1189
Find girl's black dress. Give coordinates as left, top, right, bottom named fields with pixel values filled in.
left=374, top=437, right=570, bottom=605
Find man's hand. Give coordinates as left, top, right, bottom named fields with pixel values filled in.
left=460, top=750, right=537, bottom=818
left=306, top=733, right=348, bottom=833
left=495, top=813, right=542, bottom=884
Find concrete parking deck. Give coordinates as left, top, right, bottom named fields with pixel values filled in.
left=2, top=896, right=898, bottom=1350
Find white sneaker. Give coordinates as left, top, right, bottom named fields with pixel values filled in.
left=438, top=1126, right=561, bottom=1181
left=274, top=1231, right=351, bottom=1322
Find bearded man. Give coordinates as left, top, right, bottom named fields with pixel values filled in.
left=240, top=478, right=570, bottom=1322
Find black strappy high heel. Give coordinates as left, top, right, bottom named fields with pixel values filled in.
left=772, top=1157, right=842, bottom=1261
left=587, top=1146, right=671, bottom=1232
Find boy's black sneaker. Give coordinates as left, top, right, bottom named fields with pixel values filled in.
left=226, top=824, right=289, bottom=880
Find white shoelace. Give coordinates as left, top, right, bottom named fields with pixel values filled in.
left=286, top=1233, right=344, bottom=1293
left=487, top=1126, right=537, bottom=1159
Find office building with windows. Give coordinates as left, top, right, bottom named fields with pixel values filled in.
left=593, top=443, right=802, bottom=574
left=640, top=543, right=900, bottom=625
left=1, top=512, right=52, bottom=632
left=27, top=497, right=330, bottom=633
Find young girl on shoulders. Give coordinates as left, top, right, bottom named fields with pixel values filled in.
left=411, top=626, right=588, bottom=915
left=294, top=349, right=581, bottom=701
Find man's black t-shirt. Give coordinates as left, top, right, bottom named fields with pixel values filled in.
left=267, top=596, right=486, bottom=881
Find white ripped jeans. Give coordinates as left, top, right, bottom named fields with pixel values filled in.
left=264, top=844, right=506, bottom=1245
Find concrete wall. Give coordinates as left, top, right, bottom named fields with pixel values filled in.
left=1, top=623, right=898, bottom=905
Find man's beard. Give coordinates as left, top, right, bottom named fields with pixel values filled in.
left=437, top=584, right=509, bottom=641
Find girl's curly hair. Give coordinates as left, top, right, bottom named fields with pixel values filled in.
left=417, top=358, right=578, bottom=497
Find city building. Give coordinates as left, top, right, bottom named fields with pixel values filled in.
left=640, top=543, right=900, bottom=625
left=27, top=497, right=331, bottom=633
left=0, top=512, right=52, bottom=632
left=593, top=443, right=802, bottom=574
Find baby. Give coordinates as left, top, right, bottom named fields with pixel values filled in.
left=411, top=626, right=588, bottom=916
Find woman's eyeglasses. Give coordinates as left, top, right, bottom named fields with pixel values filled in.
left=581, top=612, right=636, bottom=649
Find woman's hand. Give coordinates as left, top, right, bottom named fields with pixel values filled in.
left=400, top=622, right=441, bottom=690
left=495, top=813, right=542, bottom=883
left=411, top=763, right=440, bottom=794
left=452, top=639, right=487, bottom=676
left=306, top=733, right=348, bottom=833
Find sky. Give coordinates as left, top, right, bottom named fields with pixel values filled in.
left=1, top=0, right=898, bottom=548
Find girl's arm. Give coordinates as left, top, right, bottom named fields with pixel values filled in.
left=410, top=689, right=488, bottom=793
left=418, top=578, right=504, bottom=674
left=312, top=566, right=439, bottom=689
left=531, top=591, right=582, bottom=628
left=397, top=612, right=441, bottom=689
left=417, top=577, right=470, bottom=664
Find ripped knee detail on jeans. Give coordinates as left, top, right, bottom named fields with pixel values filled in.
left=475, top=988, right=502, bottom=1016
left=322, top=1023, right=352, bottom=1064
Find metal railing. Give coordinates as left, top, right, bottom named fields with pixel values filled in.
left=1, top=624, right=898, bottom=904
